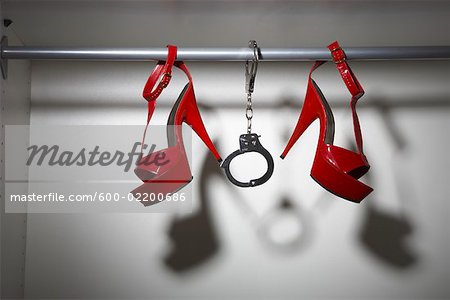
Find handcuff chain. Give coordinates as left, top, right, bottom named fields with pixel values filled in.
left=246, top=92, right=253, bottom=133
left=245, top=40, right=259, bottom=134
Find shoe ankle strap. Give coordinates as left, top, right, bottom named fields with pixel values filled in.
left=140, top=46, right=195, bottom=153
left=328, top=41, right=366, bottom=155
left=142, top=45, right=177, bottom=102
left=142, top=45, right=194, bottom=123
left=308, top=42, right=367, bottom=156
left=328, top=41, right=365, bottom=99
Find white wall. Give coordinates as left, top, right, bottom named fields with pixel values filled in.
left=0, top=12, right=32, bottom=299
left=2, top=1, right=450, bottom=299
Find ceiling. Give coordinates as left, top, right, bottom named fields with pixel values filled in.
left=2, top=0, right=450, bottom=48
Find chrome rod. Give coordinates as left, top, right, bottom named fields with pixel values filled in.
left=2, top=45, right=450, bottom=61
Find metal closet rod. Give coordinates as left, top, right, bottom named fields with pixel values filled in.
left=2, top=45, right=450, bottom=61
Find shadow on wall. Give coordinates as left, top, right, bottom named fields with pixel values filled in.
left=357, top=169, right=419, bottom=270
left=163, top=137, right=313, bottom=273
left=162, top=97, right=423, bottom=273
left=359, top=205, right=417, bottom=269
left=163, top=140, right=222, bottom=272
left=357, top=103, right=419, bottom=270
left=255, top=195, right=312, bottom=255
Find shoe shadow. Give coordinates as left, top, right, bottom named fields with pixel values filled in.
left=163, top=142, right=222, bottom=273
left=334, top=129, right=418, bottom=270
left=359, top=205, right=418, bottom=269
left=357, top=156, right=418, bottom=270
left=357, top=101, right=420, bottom=269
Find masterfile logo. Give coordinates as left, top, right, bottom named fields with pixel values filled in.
left=26, top=142, right=169, bottom=172
left=4, top=125, right=193, bottom=213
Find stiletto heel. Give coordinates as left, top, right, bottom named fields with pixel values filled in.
left=132, top=45, right=221, bottom=205
left=281, top=41, right=373, bottom=203
left=180, top=87, right=222, bottom=162
left=280, top=78, right=322, bottom=159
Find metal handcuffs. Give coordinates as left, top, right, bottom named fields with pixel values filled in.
left=221, top=133, right=274, bottom=187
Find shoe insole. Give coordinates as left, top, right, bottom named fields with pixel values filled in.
left=310, top=79, right=335, bottom=145
left=166, top=83, right=190, bottom=147
left=311, top=79, right=370, bottom=177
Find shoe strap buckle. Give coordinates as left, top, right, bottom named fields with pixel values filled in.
left=330, top=46, right=346, bottom=64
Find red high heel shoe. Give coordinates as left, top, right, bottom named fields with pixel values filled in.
left=281, top=41, right=373, bottom=203
left=132, top=45, right=222, bottom=206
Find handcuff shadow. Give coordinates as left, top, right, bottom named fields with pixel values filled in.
left=255, top=195, right=313, bottom=255
left=163, top=101, right=313, bottom=272
left=163, top=144, right=310, bottom=273
left=217, top=114, right=313, bottom=255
